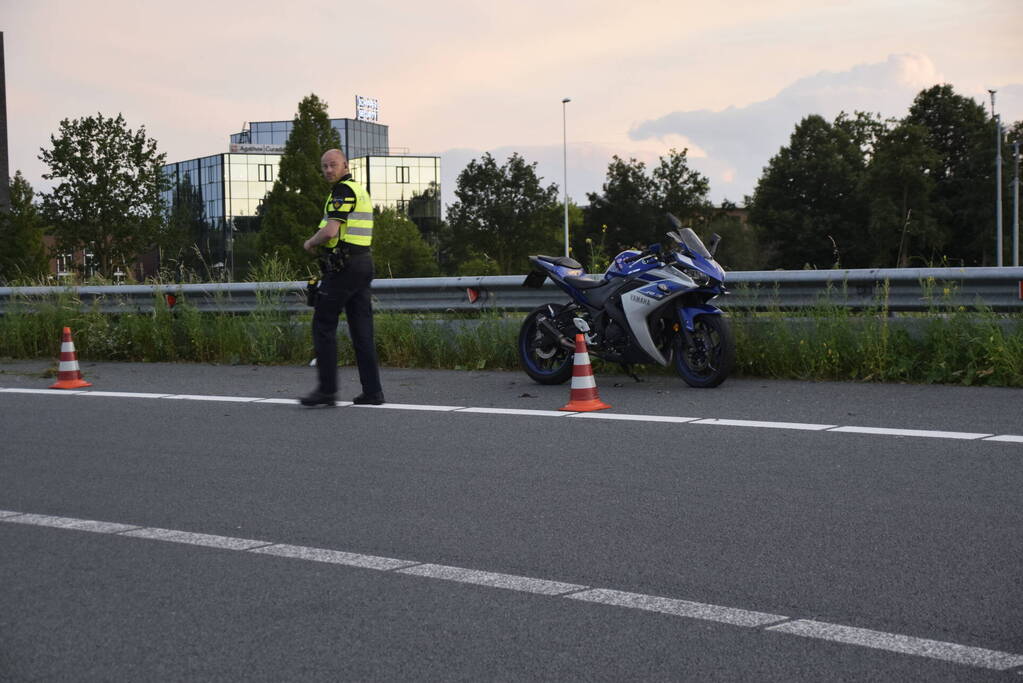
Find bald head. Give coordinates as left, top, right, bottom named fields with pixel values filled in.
left=320, top=149, right=349, bottom=183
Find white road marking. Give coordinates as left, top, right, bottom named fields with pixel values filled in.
left=3, top=508, right=1022, bottom=673
left=160, top=394, right=263, bottom=402
left=693, top=418, right=835, bottom=431
left=78, top=391, right=172, bottom=399
left=456, top=407, right=572, bottom=417
left=2, top=512, right=141, bottom=534
left=251, top=543, right=416, bottom=570
left=983, top=434, right=1023, bottom=443
left=570, top=413, right=698, bottom=423
left=828, top=426, right=991, bottom=440
left=369, top=403, right=463, bottom=411
left=0, top=386, right=1020, bottom=444
left=397, top=563, right=586, bottom=595
left=0, top=388, right=86, bottom=395
left=768, top=620, right=1023, bottom=671
left=567, top=588, right=788, bottom=627
left=120, top=527, right=269, bottom=550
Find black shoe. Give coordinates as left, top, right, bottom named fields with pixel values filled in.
left=299, top=390, right=336, bottom=407
left=352, top=392, right=385, bottom=405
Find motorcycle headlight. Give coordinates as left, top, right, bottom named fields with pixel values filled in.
left=674, top=264, right=710, bottom=287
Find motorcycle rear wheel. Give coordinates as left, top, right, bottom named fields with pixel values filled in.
left=518, top=305, right=574, bottom=385
left=673, top=314, right=735, bottom=388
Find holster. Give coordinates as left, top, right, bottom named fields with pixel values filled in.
left=319, top=248, right=348, bottom=274
left=305, top=278, right=319, bottom=307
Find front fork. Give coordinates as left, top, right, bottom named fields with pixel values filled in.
left=674, top=303, right=723, bottom=348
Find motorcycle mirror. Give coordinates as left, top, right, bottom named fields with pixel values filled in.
left=707, top=233, right=722, bottom=256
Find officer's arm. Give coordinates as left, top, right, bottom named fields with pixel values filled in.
left=303, top=220, right=342, bottom=253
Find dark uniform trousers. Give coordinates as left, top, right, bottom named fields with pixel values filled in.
left=312, top=251, right=382, bottom=397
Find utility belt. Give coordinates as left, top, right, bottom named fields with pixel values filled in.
left=319, top=241, right=371, bottom=273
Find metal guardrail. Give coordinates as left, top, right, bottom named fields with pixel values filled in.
left=1, top=267, right=1022, bottom=315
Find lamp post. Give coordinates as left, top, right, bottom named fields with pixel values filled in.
left=562, top=97, right=571, bottom=258
left=990, top=90, right=1003, bottom=266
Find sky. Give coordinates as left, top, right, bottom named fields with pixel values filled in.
left=3, top=0, right=1022, bottom=212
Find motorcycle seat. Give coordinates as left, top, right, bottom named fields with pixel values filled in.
left=565, top=276, right=606, bottom=290
left=536, top=254, right=583, bottom=269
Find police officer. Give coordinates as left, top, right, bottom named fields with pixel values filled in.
left=299, top=149, right=384, bottom=407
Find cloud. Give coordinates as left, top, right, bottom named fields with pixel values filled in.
left=626, top=53, right=962, bottom=204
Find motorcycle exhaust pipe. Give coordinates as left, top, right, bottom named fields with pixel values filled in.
left=538, top=317, right=576, bottom=350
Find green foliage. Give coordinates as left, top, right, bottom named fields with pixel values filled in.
left=407, top=182, right=443, bottom=244
left=257, top=94, right=341, bottom=267
left=584, top=149, right=711, bottom=253
left=38, top=113, right=168, bottom=277
left=372, top=208, right=441, bottom=278
left=864, top=122, right=940, bottom=267
left=0, top=171, right=50, bottom=283
left=455, top=250, right=502, bottom=276
left=0, top=286, right=1020, bottom=387
left=905, top=85, right=994, bottom=266
left=162, top=172, right=209, bottom=278
left=748, top=113, right=871, bottom=269
left=445, top=152, right=561, bottom=274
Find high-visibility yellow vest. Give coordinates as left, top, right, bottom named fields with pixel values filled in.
left=320, top=179, right=374, bottom=248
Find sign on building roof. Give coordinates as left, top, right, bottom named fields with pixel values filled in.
left=356, top=95, right=379, bottom=122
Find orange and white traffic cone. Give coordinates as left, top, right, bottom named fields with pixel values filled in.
left=50, top=327, right=91, bottom=389
left=560, top=333, right=610, bottom=412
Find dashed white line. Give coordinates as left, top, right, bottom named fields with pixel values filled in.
left=828, top=426, right=992, bottom=440
left=120, top=527, right=269, bottom=550
left=397, top=563, right=586, bottom=595
left=3, top=508, right=1022, bottom=673
left=693, top=418, right=836, bottom=431
left=0, top=386, right=1020, bottom=444
left=567, top=588, right=788, bottom=627
left=456, top=407, right=571, bottom=417
left=768, top=620, right=1023, bottom=670
left=250, top=543, right=417, bottom=571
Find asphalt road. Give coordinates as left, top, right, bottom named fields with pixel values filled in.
left=1, top=360, right=1021, bottom=681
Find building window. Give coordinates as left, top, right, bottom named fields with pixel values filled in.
left=395, top=199, right=408, bottom=212
left=257, top=164, right=274, bottom=182
left=396, top=166, right=410, bottom=183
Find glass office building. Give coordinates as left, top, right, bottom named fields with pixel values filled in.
left=231, top=118, right=389, bottom=159
left=162, top=115, right=440, bottom=278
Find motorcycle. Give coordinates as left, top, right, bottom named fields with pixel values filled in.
left=518, top=214, right=735, bottom=388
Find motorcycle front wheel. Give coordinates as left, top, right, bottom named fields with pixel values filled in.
left=673, top=314, right=735, bottom=388
left=518, top=304, right=574, bottom=385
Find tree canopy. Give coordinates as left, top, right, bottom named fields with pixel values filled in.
left=0, top=171, right=50, bottom=282
left=584, top=149, right=711, bottom=253
left=257, top=94, right=341, bottom=266
left=38, top=113, right=168, bottom=277
left=445, top=152, right=561, bottom=274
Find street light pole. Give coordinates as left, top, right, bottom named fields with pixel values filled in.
left=562, top=97, right=571, bottom=259
left=990, top=90, right=1003, bottom=266
left=1014, top=140, right=1020, bottom=267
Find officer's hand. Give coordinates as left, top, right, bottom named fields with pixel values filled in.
left=303, top=239, right=317, bottom=254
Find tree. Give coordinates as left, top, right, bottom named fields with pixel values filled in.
left=585, top=149, right=712, bottom=253
left=407, top=182, right=442, bottom=244
left=0, top=171, right=49, bottom=282
left=653, top=148, right=712, bottom=223
left=162, top=172, right=209, bottom=278
left=584, top=155, right=659, bottom=252
left=38, top=113, right=168, bottom=277
left=257, top=94, right=341, bottom=266
left=445, top=153, right=561, bottom=274
left=905, top=85, right=993, bottom=265
left=372, top=208, right=441, bottom=278
left=864, top=121, right=940, bottom=267
left=748, top=114, right=871, bottom=269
